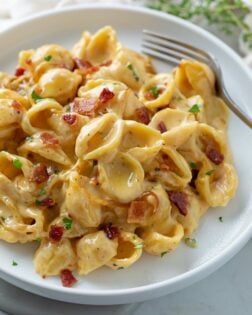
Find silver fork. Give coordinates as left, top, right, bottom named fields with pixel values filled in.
left=142, top=29, right=252, bottom=129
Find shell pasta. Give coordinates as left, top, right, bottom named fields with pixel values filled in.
left=0, top=26, right=237, bottom=287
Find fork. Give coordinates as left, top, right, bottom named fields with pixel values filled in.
left=142, top=29, right=252, bottom=129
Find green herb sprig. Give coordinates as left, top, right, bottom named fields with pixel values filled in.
left=147, top=0, right=252, bottom=49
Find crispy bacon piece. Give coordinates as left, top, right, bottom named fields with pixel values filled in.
left=38, top=197, right=56, bottom=208
left=99, top=88, right=115, bottom=104
left=73, top=97, right=97, bottom=116
left=144, top=91, right=155, bottom=101
left=15, top=67, right=26, bottom=76
left=102, top=223, right=119, bottom=240
left=157, top=121, right=167, bottom=133
left=12, top=100, right=22, bottom=113
left=100, top=60, right=112, bottom=67
left=40, top=132, right=59, bottom=147
left=128, top=200, right=146, bottom=222
left=86, top=66, right=100, bottom=74
left=62, top=113, right=77, bottom=125
left=205, top=146, right=224, bottom=165
left=160, top=154, right=177, bottom=173
left=74, top=58, right=93, bottom=70
left=168, top=191, right=188, bottom=216
left=60, top=269, right=77, bottom=288
left=135, top=107, right=150, bottom=125
left=128, top=191, right=159, bottom=223
left=49, top=225, right=64, bottom=242
left=31, top=163, right=49, bottom=184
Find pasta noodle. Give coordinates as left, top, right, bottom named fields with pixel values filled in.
left=0, top=26, right=238, bottom=286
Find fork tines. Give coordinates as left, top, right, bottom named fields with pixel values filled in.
left=142, top=29, right=210, bottom=65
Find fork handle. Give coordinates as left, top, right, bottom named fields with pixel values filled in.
left=220, top=86, right=252, bottom=129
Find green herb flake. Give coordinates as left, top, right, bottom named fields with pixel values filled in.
left=36, top=237, right=42, bottom=242
left=184, top=237, right=197, bottom=249
left=13, top=159, right=22, bottom=169
left=189, top=104, right=200, bottom=113
left=154, top=167, right=161, bottom=172
left=63, top=217, right=73, bottom=230
left=189, top=161, right=197, bottom=170
left=134, top=243, right=144, bottom=249
left=44, top=55, right=52, bottom=62
left=31, top=90, right=43, bottom=103
left=113, top=263, right=117, bottom=267
left=12, top=260, right=18, bottom=266
left=161, top=251, right=168, bottom=258
left=219, top=216, right=223, bottom=223
left=206, top=169, right=214, bottom=176
left=117, top=267, right=124, bottom=270
left=35, top=199, right=41, bottom=206
left=26, top=136, right=34, bottom=142
left=38, top=188, right=46, bottom=197
left=1, top=216, right=5, bottom=222
left=127, top=63, right=140, bottom=81
left=150, top=86, right=159, bottom=98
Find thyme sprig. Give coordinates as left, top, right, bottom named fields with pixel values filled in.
left=147, top=0, right=252, bottom=49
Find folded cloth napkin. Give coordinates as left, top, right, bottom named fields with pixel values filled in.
left=0, top=0, right=251, bottom=68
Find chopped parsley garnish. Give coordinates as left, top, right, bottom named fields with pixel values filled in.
left=44, top=55, right=52, bottom=62
left=38, top=188, right=46, bottom=197
left=113, top=263, right=117, bottom=267
left=35, top=199, right=42, bottom=206
left=219, top=216, right=223, bottom=222
left=161, top=251, right=168, bottom=257
left=36, top=238, right=42, bottom=242
left=206, top=169, right=214, bottom=176
left=184, top=237, right=197, bottom=248
left=26, top=136, right=34, bottom=142
left=63, top=217, right=73, bottom=230
left=189, top=104, right=200, bottom=113
left=134, top=243, right=144, bottom=249
left=1, top=216, right=5, bottom=222
left=31, top=90, right=43, bottom=103
left=154, top=167, right=161, bottom=172
left=150, top=86, right=159, bottom=98
left=189, top=162, right=197, bottom=170
left=13, top=159, right=22, bottom=169
left=127, top=63, right=140, bottom=81
left=12, top=260, right=18, bottom=266
left=117, top=267, right=124, bottom=270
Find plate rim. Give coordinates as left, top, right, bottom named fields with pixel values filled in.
left=0, top=3, right=251, bottom=303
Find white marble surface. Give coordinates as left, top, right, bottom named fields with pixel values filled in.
left=0, top=240, right=251, bottom=315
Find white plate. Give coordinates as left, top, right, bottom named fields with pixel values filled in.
left=0, top=4, right=251, bottom=306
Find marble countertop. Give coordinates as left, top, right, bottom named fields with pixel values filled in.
left=0, top=240, right=251, bottom=315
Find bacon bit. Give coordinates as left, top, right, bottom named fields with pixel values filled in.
left=73, top=97, right=97, bottom=116
left=62, top=113, right=77, bottom=125
left=135, top=107, right=150, bottom=125
left=74, top=58, right=93, bottom=70
left=189, top=169, right=199, bottom=188
left=161, top=154, right=177, bottom=173
left=12, top=100, right=22, bottom=113
left=168, top=191, right=188, bottom=216
left=31, top=163, right=49, bottom=184
left=26, top=58, right=32, bottom=65
left=15, top=68, right=26, bottom=76
left=205, top=146, right=224, bottom=165
left=49, top=225, right=64, bottom=242
left=102, top=223, right=120, bottom=240
left=60, top=269, right=77, bottom=288
left=157, top=121, right=167, bottom=133
left=58, top=63, right=67, bottom=69
left=86, top=66, right=100, bottom=75
left=38, top=197, right=56, bottom=208
left=99, top=88, right=115, bottom=104
left=40, top=132, right=59, bottom=147
left=128, top=200, right=146, bottom=223
left=144, top=91, right=155, bottom=101
left=128, top=191, right=159, bottom=223
left=100, top=60, right=112, bottom=67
